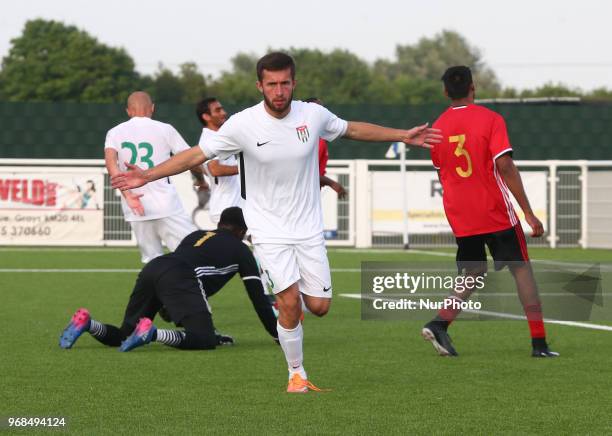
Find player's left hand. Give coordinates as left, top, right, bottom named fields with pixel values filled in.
left=111, top=162, right=148, bottom=191
left=525, top=212, right=544, bottom=237
left=330, top=181, right=347, bottom=199
left=401, top=123, right=443, bottom=149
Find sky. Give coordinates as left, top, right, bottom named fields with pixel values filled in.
left=2, top=0, right=612, bottom=91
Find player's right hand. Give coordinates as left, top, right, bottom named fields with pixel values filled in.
left=525, top=213, right=544, bottom=237
left=111, top=163, right=148, bottom=191
left=125, top=192, right=145, bottom=216
left=401, top=123, right=443, bottom=149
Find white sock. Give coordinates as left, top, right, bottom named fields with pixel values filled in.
left=88, top=319, right=107, bottom=338
left=277, top=321, right=307, bottom=380
left=156, top=329, right=185, bottom=347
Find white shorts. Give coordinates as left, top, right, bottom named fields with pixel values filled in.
left=130, top=213, right=197, bottom=263
left=253, top=237, right=332, bottom=298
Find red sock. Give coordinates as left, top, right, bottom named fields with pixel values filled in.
left=524, top=304, right=546, bottom=338
left=437, top=296, right=463, bottom=325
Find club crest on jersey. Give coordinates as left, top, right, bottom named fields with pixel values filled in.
left=296, top=125, right=310, bottom=143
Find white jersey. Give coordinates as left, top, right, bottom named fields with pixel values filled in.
left=105, top=117, right=190, bottom=221
left=199, top=101, right=347, bottom=244
left=199, top=128, right=243, bottom=224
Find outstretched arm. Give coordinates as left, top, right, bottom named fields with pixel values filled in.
left=496, top=154, right=544, bottom=237
left=344, top=122, right=442, bottom=149
left=112, top=146, right=208, bottom=191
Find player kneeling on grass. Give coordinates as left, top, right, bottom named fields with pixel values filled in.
left=59, top=207, right=278, bottom=351
left=421, top=66, right=558, bottom=358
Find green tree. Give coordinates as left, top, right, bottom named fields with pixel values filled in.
left=210, top=53, right=261, bottom=104
left=0, top=19, right=142, bottom=102
left=375, top=30, right=501, bottom=97
left=287, top=48, right=374, bottom=103
left=586, top=87, right=612, bottom=100
left=147, top=64, right=184, bottom=103
left=177, top=62, right=209, bottom=103
left=211, top=48, right=375, bottom=105
left=147, top=62, right=209, bottom=103
left=518, top=82, right=581, bottom=98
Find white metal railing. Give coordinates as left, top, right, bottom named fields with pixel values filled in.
left=350, top=159, right=612, bottom=249
left=1, top=158, right=611, bottom=249
left=325, top=160, right=356, bottom=246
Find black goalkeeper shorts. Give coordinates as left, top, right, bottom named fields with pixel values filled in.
left=121, top=256, right=211, bottom=329
left=455, top=223, right=529, bottom=274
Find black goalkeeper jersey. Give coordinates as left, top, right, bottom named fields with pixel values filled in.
left=166, top=228, right=277, bottom=339
left=171, top=229, right=260, bottom=297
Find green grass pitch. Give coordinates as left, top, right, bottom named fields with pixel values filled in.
left=1, top=247, right=612, bottom=435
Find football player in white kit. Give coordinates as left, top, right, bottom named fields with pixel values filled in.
left=105, top=91, right=208, bottom=263
left=112, top=54, right=442, bottom=392
left=195, top=97, right=242, bottom=224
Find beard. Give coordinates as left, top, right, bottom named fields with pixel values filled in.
left=212, top=118, right=226, bottom=129
left=263, top=90, right=293, bottom=115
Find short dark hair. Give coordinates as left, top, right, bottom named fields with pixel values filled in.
left=195, top=97, right=218, bottom=126
left=219, top=207, right=247, bottom=231
left=441, top=66, right=473, bottom=99
left=256, top=52, right=295, bottom=81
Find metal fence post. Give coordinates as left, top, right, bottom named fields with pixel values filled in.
left=548, top=163, right=558, bottom=249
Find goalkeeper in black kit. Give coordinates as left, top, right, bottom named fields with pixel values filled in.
left=59, top=207, right=278, bottom=351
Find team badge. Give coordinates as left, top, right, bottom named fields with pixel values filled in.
left=296, top=125, right=310, bottom=143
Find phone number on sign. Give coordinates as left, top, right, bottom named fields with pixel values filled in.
left=5, top=417, right=67, bottom=427
left=0, top=226, right=52, bottom=237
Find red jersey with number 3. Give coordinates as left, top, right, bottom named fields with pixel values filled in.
left=431, top=104, right=518, bottom=237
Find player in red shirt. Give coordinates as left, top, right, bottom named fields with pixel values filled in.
left=422, top=66, right=558, bottom=358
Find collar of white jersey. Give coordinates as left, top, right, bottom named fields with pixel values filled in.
left=259, top=101, right=300, bottom=124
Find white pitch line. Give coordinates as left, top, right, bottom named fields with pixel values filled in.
left=408, top=249, right=612, bottom=271
left=0, top=265, right=607, bottom=273
left=331, top=248, right=419, bottom=254
left=340, top=293, right=612, bottom=332
left=0, top=247, right=139, bottom=252
left=333, top=248, right=612, bottom=270
left=2, top=246, right=610, bottom=270
left=0, top=268, right=140, bottom=273
left=0, top=267, right=362, bottom=273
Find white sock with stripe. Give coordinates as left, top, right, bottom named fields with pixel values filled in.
left=88, top=319, right=107, bottom=338
left=156, top=329, right=186, bottom=347
left=277, top=321, right=307, bottom=380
